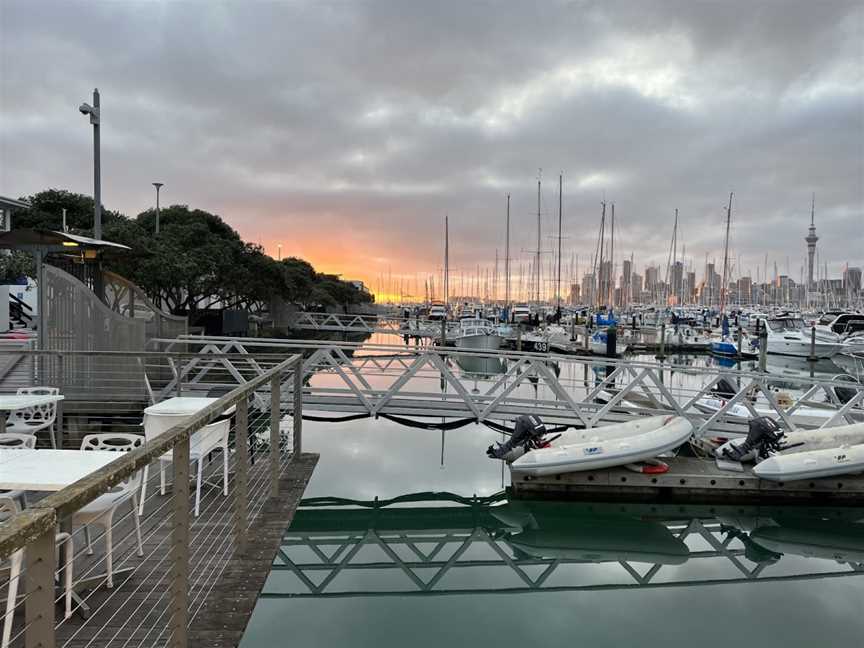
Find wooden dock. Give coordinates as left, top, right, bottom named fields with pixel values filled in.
left=511, top=456, right=864, bottom=504
left=37, top=453, right=318, bottom=648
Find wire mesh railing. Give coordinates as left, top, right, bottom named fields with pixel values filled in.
left=0, top=351, right=303, bottom=648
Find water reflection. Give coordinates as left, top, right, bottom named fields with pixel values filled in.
left=262, top=496, right=864, bottom=599
left=453, top=354, right=507, bottom=379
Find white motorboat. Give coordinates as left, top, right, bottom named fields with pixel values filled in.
left=510, top=415, right=693, bottom=476
left=453, top=318, right=502, bottom=350
left=511, top=304, right=532, bottom=324
left=759, top=317, right=844, bottom=358
left=693, top=396, right=864, bottom=429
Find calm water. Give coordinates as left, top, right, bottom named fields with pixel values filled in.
left=240, top=414, right=864, bottom=648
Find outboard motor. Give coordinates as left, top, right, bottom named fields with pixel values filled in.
left=487, top=414, right=548, bottom=460
left=712, top=377, right=738, bottom=401
left=722, top=416, right=785, bottom=462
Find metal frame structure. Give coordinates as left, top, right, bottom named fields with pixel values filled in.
left=155, top=336, right=864, bottom=438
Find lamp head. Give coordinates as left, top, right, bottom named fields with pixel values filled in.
left=79, top=102, right=99, bottom=124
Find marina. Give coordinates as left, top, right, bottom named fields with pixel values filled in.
left=1, top=2, right=863, bottom=647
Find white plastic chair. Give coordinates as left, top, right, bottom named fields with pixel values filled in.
left=6, top=387, right=60, bottom=448
left=139, top=418, right=230, bottom=517
left=1, top=497, right=73, bottom=648
left=72, top=434, right=144, bottom=588
left=0, top=433, right=36, bottom=508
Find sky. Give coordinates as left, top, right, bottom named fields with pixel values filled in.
left=1, top=0, right=862, bottom=301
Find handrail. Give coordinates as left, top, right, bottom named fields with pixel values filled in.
left=9, top=293, right=33, bottom=312
left=0, top=352, right=301, bottom=555
left=0, top=351, right=304, bottom=648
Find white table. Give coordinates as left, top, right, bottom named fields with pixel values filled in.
left=0, top=448, right=124, bottom=617
left=0, top=448, right=118, bottom=491
left=143, top=396, right=235, bottom=452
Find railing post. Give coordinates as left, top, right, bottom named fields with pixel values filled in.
left=233, top=397, right=249, bottom=552
left=293, top=359, right=303, bottom=456
left=270, top=374, right=280, bottom=496
left=175, top=355, right=183, bottom=397
left=809, top=325, right=817, bottom=361
left=56, top=352, right=64, bottom=448
left=170, top=435, right=190, bottom=648
left=25, top=528, right=56, bottom=648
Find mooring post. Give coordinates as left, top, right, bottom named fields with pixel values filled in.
left=440, top=318, right=447, bottom=348
left=656, top=322, right=666, bottom=360
left=170, top=434, right=190, bottom=648
left=758, top=326, right=768, bottom=372
left=233, top=397, right=249, bottom=552
left=809, top=325, right=817, bottom=361
left=516, top=325, right=522, bottom=351
left=270, top=374, right=280, bottom=496
left=737, top=326, right=743, bottom=360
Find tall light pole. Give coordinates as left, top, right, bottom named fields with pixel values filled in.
left=152, top=182, right=164, bottom=234
left=79, top=88, right=101, bottom=239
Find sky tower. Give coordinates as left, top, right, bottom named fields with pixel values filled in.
left=805, top=193, right=818, bottom=290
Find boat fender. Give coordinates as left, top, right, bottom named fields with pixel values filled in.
left=625, top=459, right=669, bottom=474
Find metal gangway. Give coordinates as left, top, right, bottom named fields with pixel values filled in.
left=153, top=336, right=864, bottom=438
left=289, top=312, right=440, bottom=338
left=265, top=493, right=864, bottom=599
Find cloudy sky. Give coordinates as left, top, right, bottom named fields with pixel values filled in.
left=1, top=0, right=862, bottom=300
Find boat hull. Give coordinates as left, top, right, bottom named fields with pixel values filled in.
left=511, top=416, right=693, bottom=477
left=754, top=443, right=864, bottom=481
left=766, top=339, right=842, bottom=358
left=455, top=333, right=502, bottom=350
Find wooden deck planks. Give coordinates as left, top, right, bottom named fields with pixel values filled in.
left=11, top=450, right=320, bottom=648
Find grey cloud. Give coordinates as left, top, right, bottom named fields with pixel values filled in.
left=1, top=0, right=861, bottom=283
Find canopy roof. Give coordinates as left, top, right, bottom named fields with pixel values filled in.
left=0, top=228, right=130, bottom=252
left=0, top=196, right=31, bottom=211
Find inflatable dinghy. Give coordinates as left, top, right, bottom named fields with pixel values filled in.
left=510, top=415, right=693, bottom=477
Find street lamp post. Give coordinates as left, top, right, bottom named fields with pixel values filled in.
left=153, top=182, right=164, bottom=234
left=79, top=88, right=101, bottom=239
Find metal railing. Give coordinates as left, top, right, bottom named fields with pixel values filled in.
left=154, top=336, right=864, bottom=437
left=0, top=352, right=303, bottom=648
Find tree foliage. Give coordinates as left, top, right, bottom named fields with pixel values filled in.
left=12, top=190, right=373, bottom=315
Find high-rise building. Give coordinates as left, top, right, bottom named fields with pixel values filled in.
left=645, top=266, right=659, bottom=301
left=581, top=274, right=595, bottom=306
left=569, top=283, right=580, bottom=305
left=621, top=259, right=632, bottom=304
left=844, top=267, right=862, bottom=296
left=806, top=194, right=818, bottom=290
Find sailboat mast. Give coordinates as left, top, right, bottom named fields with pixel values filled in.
left=505, top=194, right=511, bottom=309
left=556, top=172, right=563, bottom=314
left=536, top=173, right=542, bottom=304
left=597, top=201, right=606, bottom=309
left=444, top=215, right=449, bottom=308
left=719, top=192, right=733, bottom=314
left=609, top=203, right=615, bottom=307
